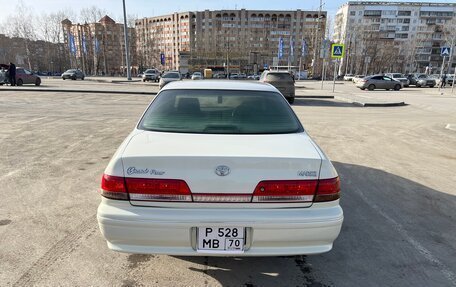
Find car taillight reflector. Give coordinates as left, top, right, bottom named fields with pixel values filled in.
left=101, top=174, right=128, bottom=200
left=252, top=180, right=318, bottom=202
left=192, top=193, right=252, bottom=203
left=126, top=178, right=192, bottom=202
left=314, top=177, right=340, bottom=202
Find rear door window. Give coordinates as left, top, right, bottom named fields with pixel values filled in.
left=266, top=73, right=293, bottom=82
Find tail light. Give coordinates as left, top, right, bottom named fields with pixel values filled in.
left=101, top=174, right=128, bottom=200
left=252, top=180, right=318, bottom=202
left=101, top=174, right=340, bottom=203
left=126, top=178, right=192, bottom=202
left=314, top=177, right=340, bottom=202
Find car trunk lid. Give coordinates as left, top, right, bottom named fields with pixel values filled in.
left=121, top=131, right=322, bottom=208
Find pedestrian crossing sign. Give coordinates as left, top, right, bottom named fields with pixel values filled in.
left=331, top=44, right=345, bottom=59
left=441, top=47, right=450, bottom=56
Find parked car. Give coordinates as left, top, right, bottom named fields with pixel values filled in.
left=191, top=72, right=203, bottom=80
left=62, top=69, right=85, bottom=80
left=229, top=73, right=239, bottom=79
left=238, top=73, right=247, bottom=79
left=352, top=75, right=366, bottom=83
left=356, top=75, right=402, bottom=91
left=259, top=70, right=295, bottom=104
left=142, top=69, right=160, bottom=82
left=409, top=74, right=435, bottom=88
left=214, top=74, right=227, bottom=79
left=446, top=74, right=454, bottom=86
left=0, top=64, right=8, bottom=85
left=343, top=74, right=354, bottom=81
left=97, top=80, right=343, bottom=256
left=16, top=67, right=41, bottom=86
left=385, top=73, right=410, bottom=87
left=158, top=71, right=182, bottom=89
left=247, top=74, right=260, bottom=80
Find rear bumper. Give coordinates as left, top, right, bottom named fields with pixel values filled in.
left=97, top=198, right=343, bottom=256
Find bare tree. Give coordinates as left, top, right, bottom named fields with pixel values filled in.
left=3, top=1, right=38, bottom=69
left=79, top=6, right=107, bottom=23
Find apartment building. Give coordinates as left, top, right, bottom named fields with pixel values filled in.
left=135, top=9, right=326, bottom=74
left=62, top=16, right=136, bottom=76
left=334, top=1, right=456, bottom=75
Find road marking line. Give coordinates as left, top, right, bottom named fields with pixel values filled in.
left=353, top=186, right=456, bottom=286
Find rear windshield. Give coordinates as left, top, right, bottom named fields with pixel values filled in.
left=145, top=69, right=157, bottom=73
left=163, top=73, right=180, bottom=78
left=266, top=73, right=293, bottom=81
left=65, top=69, right=76, bottom=73
left=138, top=89, right=303, bottom=134
left=392, top=73, right=403, bottom=78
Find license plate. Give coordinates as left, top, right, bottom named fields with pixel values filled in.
left=197, top=227, right=245, bottom=253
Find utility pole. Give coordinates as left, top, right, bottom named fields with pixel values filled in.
left=122, top=0, right=132, bottom=80
left=312, top=0, right=323, bottom=78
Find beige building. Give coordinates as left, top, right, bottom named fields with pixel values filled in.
left=135, top=9, right=326, bottom=75
left=334, top=1, right=456, bottom=75
left=62, top=16, right=136, bottom=76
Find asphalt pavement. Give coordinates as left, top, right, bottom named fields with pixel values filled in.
left=0, top=79, right=455, bottom=286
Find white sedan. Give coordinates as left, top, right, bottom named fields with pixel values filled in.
left=191, top=72, right=203, bottom=80
left=97, top=80, right=343, bottom=256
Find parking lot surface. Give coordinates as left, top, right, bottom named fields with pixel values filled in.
left=1, top=79, right=456, bottom=286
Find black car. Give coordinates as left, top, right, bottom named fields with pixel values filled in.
left=62, top=69, right=85, bottom=80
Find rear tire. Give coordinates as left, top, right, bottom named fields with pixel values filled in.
left=81, top=77, right=84, bottom=80
left=35, top=78, right=41, bottom=86
left=394, top=84, right=401, bottom=91
left=72, top=76, right=76, bottom=80
left=287, top=97, right=295, bottom=104
left=430, top=85, right=435, bottom=88
left=17, top=79, right=23, bottom=86
left=360, top=88, right=365, bottom=90
left=416, top=84, right=421, bottom=88
left=368, top=84, right=375, bottom=91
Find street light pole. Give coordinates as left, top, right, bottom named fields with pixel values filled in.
left=122, top=0, right=132, bottom=80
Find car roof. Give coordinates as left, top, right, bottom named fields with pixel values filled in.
left=161, top=80, right=278, bottom=92
left=264, top=70, right=290, bottom=74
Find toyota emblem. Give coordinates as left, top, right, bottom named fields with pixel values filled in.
left=215, top=165, right=230, bottom=176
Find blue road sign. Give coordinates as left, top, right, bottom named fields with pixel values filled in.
left=441, top=47, right=451, bottom=56
left=264, top=64, right=268, bottom=69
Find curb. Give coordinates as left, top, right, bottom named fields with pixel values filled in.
left=334, top=96, right=406, bottom=107
left=0, top=88, right=157, bottom=95
left=295, top=95, right=335, bottom=99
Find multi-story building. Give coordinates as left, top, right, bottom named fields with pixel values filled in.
left=135, top=9, right=326, bottom=75
left=62, top=16, right=136, bottom=76
left=334, top=1, right=456, bottom=75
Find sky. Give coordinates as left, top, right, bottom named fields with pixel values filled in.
left=0, top=0, right=454, bottom=22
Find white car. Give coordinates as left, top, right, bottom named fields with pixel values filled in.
left=191, top=72, right=203, bottom=80
left=97, top=80, right=343, bottom=256
left=343, top=74, right=354, bottom=81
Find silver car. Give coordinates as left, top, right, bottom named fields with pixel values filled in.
left=142, top=69, right=160, bottom=82
left=385, top=73, right=409, bottom=87
left=356, top=75, right=402, bottom=91
left=159, top=71, right=182, bottom=89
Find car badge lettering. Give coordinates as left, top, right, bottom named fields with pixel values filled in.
left=215, top=165, right=230, bottom=176
left=127, top=167, right=165, bottom=176
left=298, top=171, right=317, bottom=177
